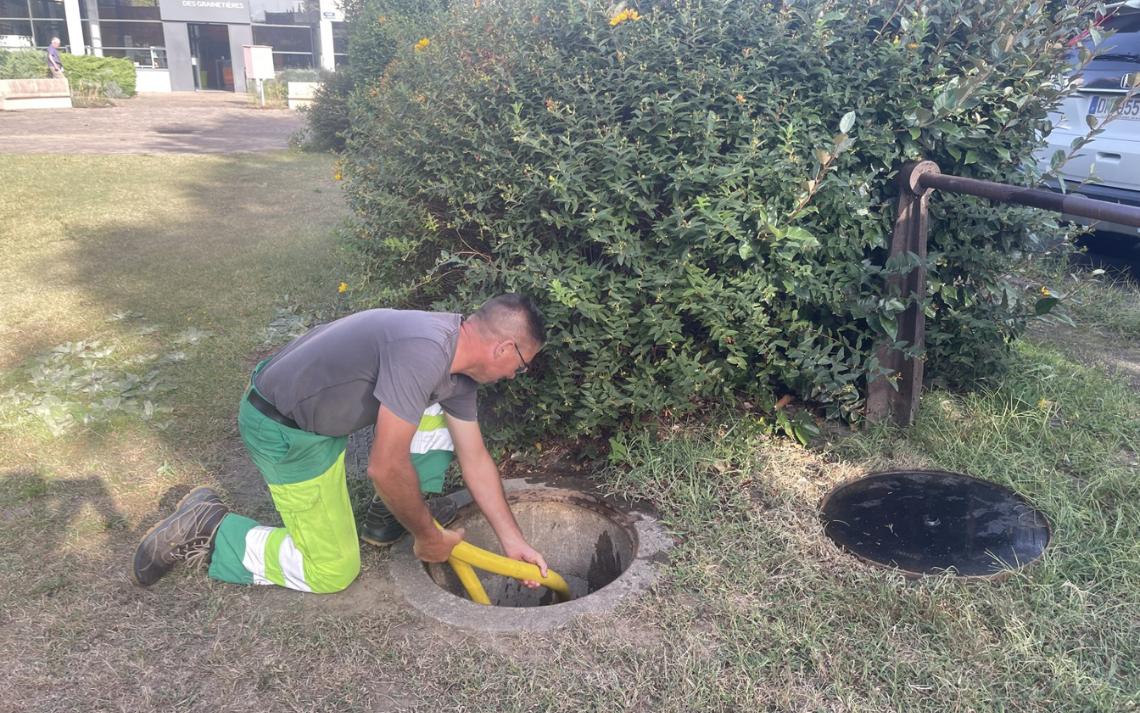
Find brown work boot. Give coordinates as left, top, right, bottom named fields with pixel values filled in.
left=132, top=486, right=229, bottom=587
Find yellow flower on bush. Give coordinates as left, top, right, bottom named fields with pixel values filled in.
left=338, top=282, right=348, bottom=294
left=415, top=37, right=430, bottom=51
left=610, top=8, right=641, bottom=26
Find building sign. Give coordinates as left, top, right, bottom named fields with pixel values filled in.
left=158, top=0, right=250, bottom=24
left=319, top=0, right=343, bottom=22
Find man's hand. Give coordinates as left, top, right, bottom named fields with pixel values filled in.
left=412, top=526, right=465, bottom=563
left=503, top=540, right=549, bottom=589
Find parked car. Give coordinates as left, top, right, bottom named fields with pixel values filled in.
left=1037, top=3, right=1140, bottom=242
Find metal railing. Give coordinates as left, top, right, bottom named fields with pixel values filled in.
left=865, top=160, right=1140, bottom=427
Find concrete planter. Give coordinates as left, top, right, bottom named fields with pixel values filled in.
left=0, top=78, right=72, bottom=111
left=287, top=81, right=319, bottom=110
left=135, top=67, right=172, bottom=93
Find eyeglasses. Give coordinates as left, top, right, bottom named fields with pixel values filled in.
left=511, top=341, right=531, bottom=375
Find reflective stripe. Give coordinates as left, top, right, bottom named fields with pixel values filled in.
left=241, top=526, right=275, bottom=585
left=411, top=403, right=454, bottom=455
left=239, top=525, right=312, bottom=592
left=417, top=413, right=447, bottom=431
left=411, top=427, right=453, bottom=454
left=277, top=536, right=311, bottom=592
left=264, top=527, right=288, bottom=586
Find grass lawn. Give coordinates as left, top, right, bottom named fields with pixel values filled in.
left=1, top=152, right=1137, bottom=712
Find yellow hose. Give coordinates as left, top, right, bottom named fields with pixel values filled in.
left=434, top=520, right=572, bottom=604
left=447, top=556, right=491, bottom=605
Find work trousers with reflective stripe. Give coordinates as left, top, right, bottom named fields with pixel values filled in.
left=208, top=390, right=455, bottom=593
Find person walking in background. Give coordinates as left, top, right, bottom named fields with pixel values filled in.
left=46, top=37, right=64, bottom=79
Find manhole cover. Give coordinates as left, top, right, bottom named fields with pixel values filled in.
left=390, top=479, right=670, bottom=632
left=820, top=470, right=1051, bottom=577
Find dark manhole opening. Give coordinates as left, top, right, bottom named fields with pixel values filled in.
left=425, top=491, right=638, bottom=607
left=821, top=470, right=1051, bottom=577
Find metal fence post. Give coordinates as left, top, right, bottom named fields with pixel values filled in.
left=866, top=160, right=940, bottom=427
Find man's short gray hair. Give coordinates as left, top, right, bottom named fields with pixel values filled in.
left=470, top=294, right=545, bottom=346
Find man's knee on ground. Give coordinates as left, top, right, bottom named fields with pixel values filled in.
left=306, top=553, right=361, bottom=593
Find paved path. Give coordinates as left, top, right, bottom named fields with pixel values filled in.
left=0, top=92, right=304, bottom=154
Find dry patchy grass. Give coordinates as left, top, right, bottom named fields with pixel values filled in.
left=1, top=154, right=1138, bottom=712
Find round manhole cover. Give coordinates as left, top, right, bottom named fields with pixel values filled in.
left=820, top=470, right=1051, bottom=577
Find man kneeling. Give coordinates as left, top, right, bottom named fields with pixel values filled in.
left=132, top=294, right=548, bottom=593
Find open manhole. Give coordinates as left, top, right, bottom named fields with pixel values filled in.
left=390, top=479, right=670, bottom=632
left=820, top=470, right=1051, bottom=577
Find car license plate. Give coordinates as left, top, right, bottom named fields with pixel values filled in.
left=1088, top=94, right=1140, bottom=120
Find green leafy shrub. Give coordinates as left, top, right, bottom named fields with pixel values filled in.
left=342, top=0, right=1086, bottom=436
left=60, top=54, right=136, bottom=96
left=279, top=68, right=321, bottom=82
left=301, top=69, right=355, bottom=151
left=0, top=49, right=47, bottom=80
left=344, top=0, right=450, bottom=82
left=302, top=0, right=450, bottom=151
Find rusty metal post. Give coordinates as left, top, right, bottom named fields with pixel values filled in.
left=866, top=161, right=941, bottom=427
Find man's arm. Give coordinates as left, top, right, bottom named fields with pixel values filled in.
left=368, top=405, right=462, bottom=562
left=445, top=414, right=548, bottom=580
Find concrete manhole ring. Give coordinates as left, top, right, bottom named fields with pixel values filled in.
left=389, top=478, right=671, bottom=632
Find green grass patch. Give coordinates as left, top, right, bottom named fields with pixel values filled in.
left=1, top=152, right=1136, bottom=712
left=1063, top=272, right=1140, bottom=337
left=0, top=152, right=351, bottom=462
left=587, top=340, right=1139, bottom=712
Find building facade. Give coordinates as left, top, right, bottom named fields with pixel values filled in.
left=0, top=0, right=346, bottom=92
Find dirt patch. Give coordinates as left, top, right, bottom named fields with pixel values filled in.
left=0, top=92, right=302, bottom=155
left=1027, top=322, right=1140, bottom=391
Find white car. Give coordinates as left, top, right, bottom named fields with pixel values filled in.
left=1038, top=3, right=1140, bottom=240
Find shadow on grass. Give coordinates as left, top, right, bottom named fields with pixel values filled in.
left=2, top=149, right=346, bottom=541
left=0, top=469, right=127, bottom=530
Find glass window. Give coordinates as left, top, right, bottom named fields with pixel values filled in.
left=96, top=0, right=158, bottom=21
left=252, top=24, right=311, bottom=53
left=99, top=19, right=162, bottom=47
left=103, top=45, right=153, bottom=65
left=0, top=19, right=33, bottom=42
left=331, top=20, right=345, bottom=54
left=31, top=17, right=66, bottom=45
left=249, top=0, right=311, bottom=24
left=28, top=0, right=64, bottom=18
left=0, top=0, right=30, bottom=18
left=272, top=51, right=312, bottom=71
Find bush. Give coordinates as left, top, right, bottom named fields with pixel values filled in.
left=302, top=0, right=450, bottom=151
left=278, top=68, right=320, bottom=82
left=59, top=54, right=136, bottom=97
left=342, top=0, right=1086, bottom=436
left=0, top=49, right=48, bottom=80
left=301, top=69, right=355, bottom=151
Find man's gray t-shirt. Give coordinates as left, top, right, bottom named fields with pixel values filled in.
left=254, top=309, right=477, bottom=437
